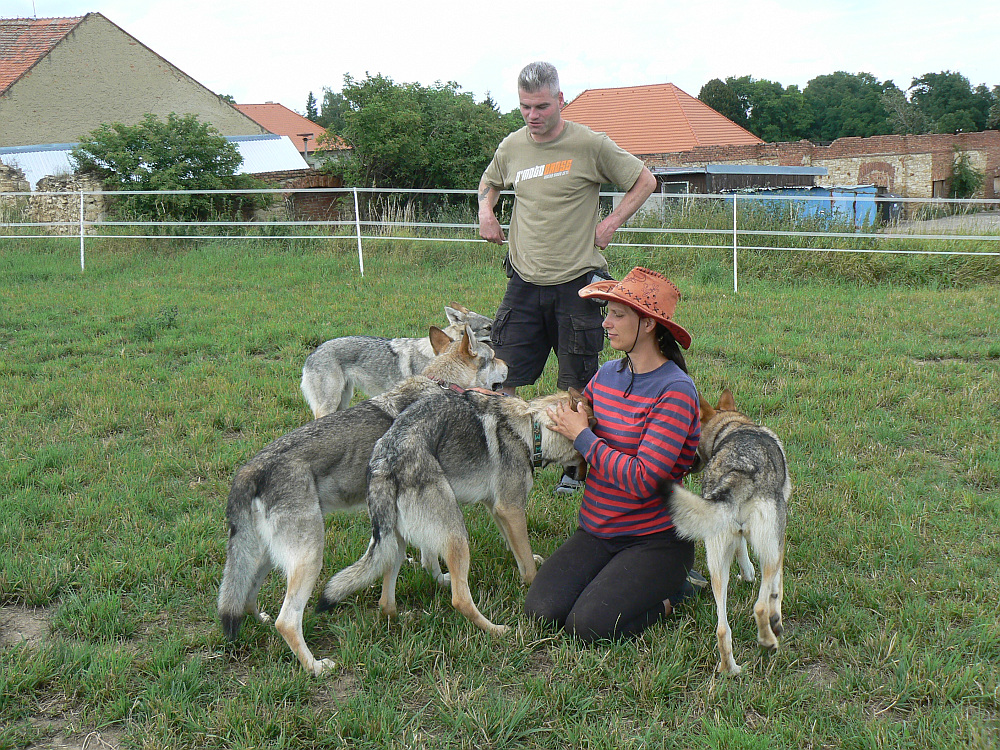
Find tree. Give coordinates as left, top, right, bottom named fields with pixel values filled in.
left=338, top=73, right=514, bottom=191
left=988, top=86, right=1000, bottom=130
left=802, top=72, right=895, bottom=141
left=305, top=91, right=318, bottom=122
left=909, top=71, right=989, bottom=133
left=317, top=88, right=351, bottom=133
left=880, top=88, right=929, bottom=135
left=723, top=76, right=812, bottom=142
left=70, top=112, right=267, bottom=221
left=698, top=78, right=750, bottom=128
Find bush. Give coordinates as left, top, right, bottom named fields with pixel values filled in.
left=70, top=113, right=271, bottom=222
left=949, top=148, right=984, bottom=200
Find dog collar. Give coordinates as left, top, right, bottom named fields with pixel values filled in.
left=429, top=377, right=466, bottom=394
left=532, top=419, right=544, bottom=469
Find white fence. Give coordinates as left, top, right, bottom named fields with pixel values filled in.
left=2, top=187, right=999, bottom=291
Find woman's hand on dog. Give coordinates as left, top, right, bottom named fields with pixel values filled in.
left=546, top=401, right=590, bottom=441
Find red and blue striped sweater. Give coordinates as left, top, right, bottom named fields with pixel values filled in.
left=575, top=358, right=700, bottom=538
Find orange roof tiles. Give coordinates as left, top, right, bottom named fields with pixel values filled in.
left=561, top=83, right=762, bottom=155
left=234, top=103, right=347, bottom=153
left=0, top=16, right=84, bottom=94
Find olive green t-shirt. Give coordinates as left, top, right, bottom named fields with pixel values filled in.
left=482, top=120, right=645, bottom=285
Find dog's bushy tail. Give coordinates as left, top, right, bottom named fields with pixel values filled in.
left=217, top=468, right=266, bottom=640
left=660, top=479, right=731, bottom=542
left=316, top=469, right=402, bottom=612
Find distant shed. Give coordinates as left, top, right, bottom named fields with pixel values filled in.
left=652, top=164, right=828, bottom=194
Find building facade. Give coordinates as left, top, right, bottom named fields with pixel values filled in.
left=0, top=13, right=266, bottom=147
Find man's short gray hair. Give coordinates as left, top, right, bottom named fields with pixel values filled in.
left=518, top=61, right=560, bottom=96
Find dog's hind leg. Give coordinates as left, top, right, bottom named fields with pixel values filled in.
left=274, top=552, right=334, bottom=676
left=270, top=494, right=335, bottom=676
left=747, top=513, right=785, bottom=651
left=378, top=530, right=409, bottom=618
left=752, top=538, right=785, bottom=651
left=486, top=501, right=541, bottom=585
left=706, top=533, right=741, bottom=675
left=442, top=535, right=509, bottom=636
left=736, top=535, right=756, bottom=583
left=418, top=549, right=450, bottom=587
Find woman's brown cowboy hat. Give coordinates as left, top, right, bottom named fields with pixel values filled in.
left=579, top=266, right=692, bottom=349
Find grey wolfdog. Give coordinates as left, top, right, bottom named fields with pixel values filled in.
left=663, top=389, right=790, bottom=675
left=300, top=303, right=493, bottom=418
left=218, top=326, right=508, bottom=676
left=316, top=388, right=594, bottom=635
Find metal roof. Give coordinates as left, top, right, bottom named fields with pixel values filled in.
left=0, top=135, right=308, bottom=189
left=653, top=165, right=828, bottom=176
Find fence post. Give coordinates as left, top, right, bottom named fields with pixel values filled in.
left=79, top=189, right=85, bottom=272
left=732, top=194, right=738, bottom=294
left=353, top=187, right=364, bottom=277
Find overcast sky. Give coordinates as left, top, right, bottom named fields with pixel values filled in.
left=9, top=0, right=999, bottom=115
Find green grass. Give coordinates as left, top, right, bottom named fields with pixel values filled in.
left=1, top=236, right=999, bottom=749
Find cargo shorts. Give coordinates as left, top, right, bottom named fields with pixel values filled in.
left=490, top=270, right=606, bottom=390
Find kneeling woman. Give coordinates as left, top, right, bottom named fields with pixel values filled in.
left=525, top=267, right=702, bottom=642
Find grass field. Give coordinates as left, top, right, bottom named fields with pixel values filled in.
left=1, top=236, right=998, bottom=749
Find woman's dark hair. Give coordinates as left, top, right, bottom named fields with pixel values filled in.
left=656, top=324, right=688, bottom=373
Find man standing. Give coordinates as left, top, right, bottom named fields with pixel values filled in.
left=478, top=61, right=657, bottom=492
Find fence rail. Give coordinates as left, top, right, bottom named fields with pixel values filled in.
left=2, top=187, right=998, bottom=290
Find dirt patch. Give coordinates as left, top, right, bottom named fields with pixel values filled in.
left=1, top=605, right=51, bottom=648
left=895, top=210, right=1000, bottom=234
left=26, top=729, right=123, bottom=750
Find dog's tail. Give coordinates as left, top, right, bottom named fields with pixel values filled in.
left=217, top=467, right=266, bottom=640
left=660, top=479, right=731, bottom=541
left=315, top=469, right=403, bottom=612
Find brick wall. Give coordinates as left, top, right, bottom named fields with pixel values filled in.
left=641, top=131, right=1000, bottom=199
left=254, top=169, right=346, bottom=222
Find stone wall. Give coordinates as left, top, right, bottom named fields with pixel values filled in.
left=641, top=130, right=1000, bottom=199
left=0, top=164, right=105, bottom=232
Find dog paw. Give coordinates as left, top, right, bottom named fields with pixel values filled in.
left=490, top=624, right=510, bottom=636
left=718, top=661, right=742, bottom=676
left=758, top=635, right=780, bottom=652
left=533, top=554, right=545, bottom=566
left=257, top=611, right=272, bottom=625
left=311, top=658, right=337, bottom=677
left=436, top=573, right=452, bottom=587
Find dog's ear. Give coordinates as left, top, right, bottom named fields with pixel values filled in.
left=717, top=389, right=736, bottom=411
left=568, top=388, right=597, bottom=428
left=698, top=393, right=716, bottom=424
left=575, top=459, right=589, bottom=482
left=444, top=304, right=467, bottom=326
left=428, top=326, right=452, bottom=354
left=459, top=324, right=476, bottom=356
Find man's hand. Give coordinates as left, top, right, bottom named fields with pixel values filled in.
left=478, top=180, right=506, bottom=245
left=594, top=167, right=657, bottom=249
left=479, top=212, right=506, bottom=245
left=594, top=216, right=619, bottom=249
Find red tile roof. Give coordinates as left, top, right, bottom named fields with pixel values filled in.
left=0, top=16, right=85, bottom=94
left=234, top=103, right=347, bottom=153
left=561, top=83, right=763, bottom=155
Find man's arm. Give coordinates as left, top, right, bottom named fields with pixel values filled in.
left=594, top=167, right=657, bottom=249
left=478, top=177, right=506, bottom=245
